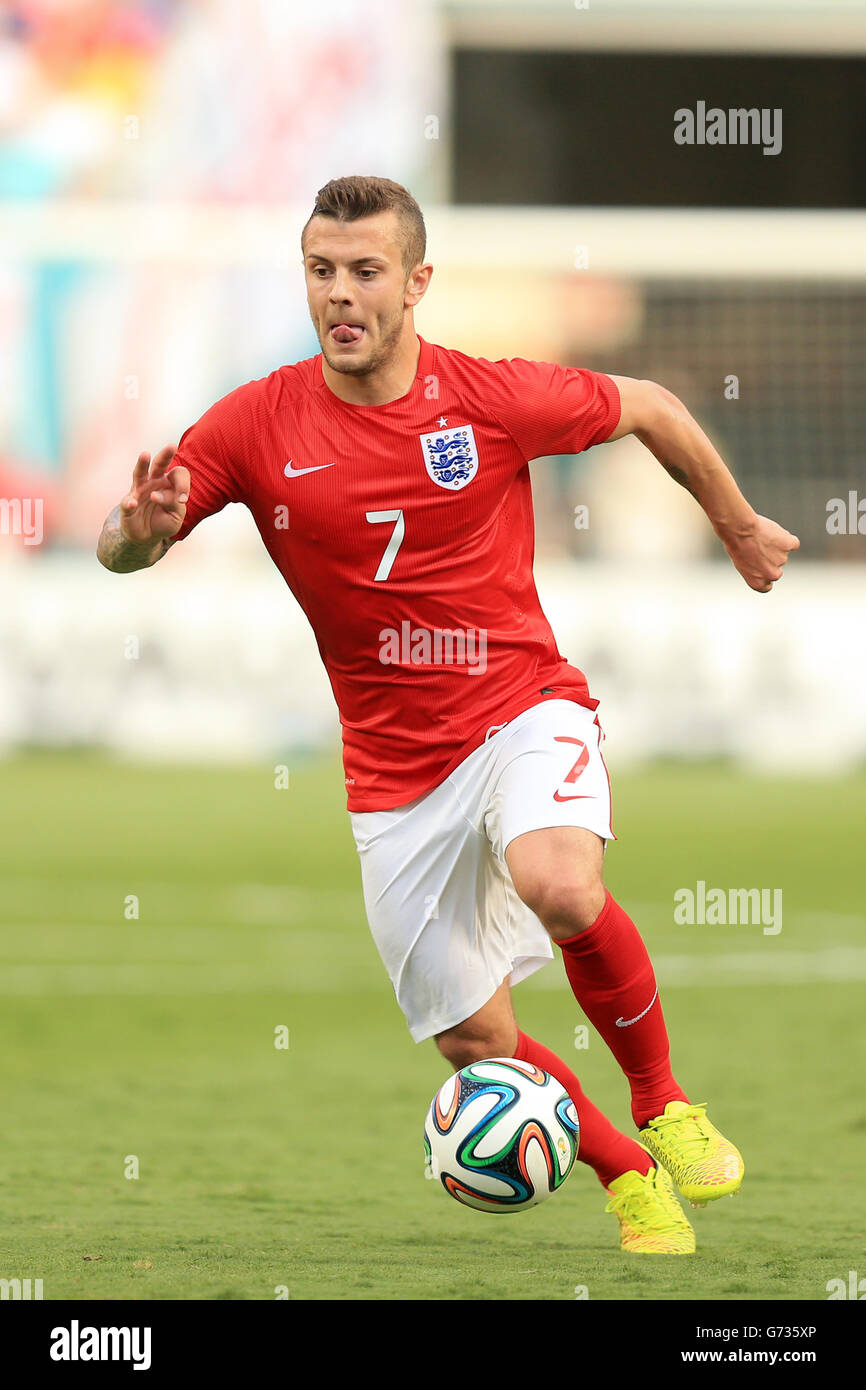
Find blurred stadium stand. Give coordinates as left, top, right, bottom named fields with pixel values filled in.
left=1, top=0, right=863, bottom=769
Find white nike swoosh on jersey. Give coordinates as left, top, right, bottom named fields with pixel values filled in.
left=283, top=460, right=337, bottom=477
left=615, top=988, right=659, bottom=1028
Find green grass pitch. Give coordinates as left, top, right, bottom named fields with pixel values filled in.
left=1, top=751, right=864, bottom=1301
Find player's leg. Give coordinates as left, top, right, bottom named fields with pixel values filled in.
left=506, top=827, right=744, bottom=1206
left=487, top=700, right=744, bottom=1206
left=432, top=978, right=517, bottom=1067
left=349, top=781, right=692, bottom=1249
left=505, top=823, right=689, bottom=1130
left=434, top=980, right=695, bottom=1253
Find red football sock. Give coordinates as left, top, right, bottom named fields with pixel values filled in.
left=513, top=1028, right=652, bottom=1189
left=555, top=890, right=689, bottom=1129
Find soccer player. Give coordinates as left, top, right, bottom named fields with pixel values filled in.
left=97, top=176, right=799, bottom=1254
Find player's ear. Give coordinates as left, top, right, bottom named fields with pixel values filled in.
left=405, top=262, right=433, bottom=308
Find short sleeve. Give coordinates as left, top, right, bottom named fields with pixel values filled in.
left=489, top=359, right=621, bottom=462
left=167, top=397, right=240, bottom=541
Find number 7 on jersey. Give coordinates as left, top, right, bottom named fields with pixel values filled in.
left=366, top=509, right=405, bottom=581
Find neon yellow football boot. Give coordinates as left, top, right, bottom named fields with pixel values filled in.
left=605, top=1161, right=696, bottom=1254
left=639, top=1101, right=745, bottom=1207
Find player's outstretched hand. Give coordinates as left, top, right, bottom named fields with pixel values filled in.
left=120, top=447, right=189, bottom=543
left=722, top=513, right=800, bottom=592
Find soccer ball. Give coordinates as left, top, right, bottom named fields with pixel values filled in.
left=424, top=1057, right=579, bottom=1212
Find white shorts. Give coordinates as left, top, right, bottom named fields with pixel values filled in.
left=349, top=699, right=615, bottom=1043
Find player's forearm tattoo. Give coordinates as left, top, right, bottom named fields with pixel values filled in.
left=657, top=458, right=698, bottom=499
left=97, top=505, right=172, bottom=572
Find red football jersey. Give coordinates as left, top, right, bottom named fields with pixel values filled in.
left=168, top=335, right=621, bottom=809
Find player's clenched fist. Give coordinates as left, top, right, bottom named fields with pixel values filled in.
left=120, top=446, right=189, bottom=543
left=721, top=513, right=800, bottom=593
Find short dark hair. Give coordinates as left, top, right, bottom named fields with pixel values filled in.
left=301, top=175, right=426, bottom=276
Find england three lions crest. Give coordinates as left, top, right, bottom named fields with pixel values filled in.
left=419, top=424, right=478, bottom=491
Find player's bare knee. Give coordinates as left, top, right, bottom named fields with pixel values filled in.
left=435, top=1025, right=518, bottom=1070
left=519, top=874, right=606, bottom=939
